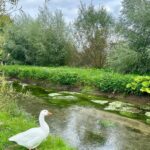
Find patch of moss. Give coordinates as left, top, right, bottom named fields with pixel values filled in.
left=84, top=130, right=106, bottom=145
left=140, top=105, right=150, bottom=111
left=146, top=119, right=150, bottom=125
left=48, top=98, right=76, bottom=107
left=119, top=111, right=138, bottom=118
left=99, top=120, right=116, bottom=128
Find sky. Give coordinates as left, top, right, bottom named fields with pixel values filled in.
left=17, top=0, right=122, bottom=23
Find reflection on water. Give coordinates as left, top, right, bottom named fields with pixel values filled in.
left=15, top=81, right=150, bottom=150
left=45, top=106, right=150, bottom=150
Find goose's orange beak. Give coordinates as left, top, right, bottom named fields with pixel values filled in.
left=48, top=111, right=53, bottom=116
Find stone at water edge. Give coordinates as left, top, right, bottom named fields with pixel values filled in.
left=104, top=105, right=117, bottom=111
left=52, top=95, right=78, bottom=101
left=110, top=101, right=134, bottom=108
left=146, top=119, right=150, bottom=124
left=104, top=101, right=140, bottom=115
left=19, top=83, right=28, bottom=87
left=104, top=101, right=134, bottom=110
left=48, top=93, right=62, bottom=97
left=119, top=111, right=138, bottom=118
left=140, top=105, right=150, bottom=111
left=18, top=83, right=28, bottom=89
left=145, top=112, right=150, bottom=118
left=121, top=106, right=141, bottom=113
left=91, top=100, right=109, bottom=105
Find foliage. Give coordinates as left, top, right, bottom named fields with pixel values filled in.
left=3, top=7, right=74, bottom=66
left=95, top=73, right=132, bottom=93
left=119, top=0, right=150, bottom=74
left=107, top=42, right=139, bottom=73
left=0, top=0, right=19, bottom=15
left=51, top=72, right=80, bottom=85
left=0, top=1, right=149, bottom=75
left=1, top=65, right=148, bottom=95
left=0, top=15, right=12, bottom=32
left=0, top=15, right=12, bottom=63
left=74, top=2, right=113, bottom=68
left=127, top=76, right=150, bottom=95
left=0, top=76, right=74, bottom=150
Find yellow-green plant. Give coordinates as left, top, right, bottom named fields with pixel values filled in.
left=126, top=76, right=150, bottom=94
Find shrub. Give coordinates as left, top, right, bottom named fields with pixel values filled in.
left=3, top=8, right=74, bottom=66
left=95, top=74, right=132, bottom=93
left=53, top=72, right=80, bottom=85
left=126, top=76, right=150, bottom=95
left=107, top=43, right=139, bottom=73
left=0, top=65, right=149, bottom=95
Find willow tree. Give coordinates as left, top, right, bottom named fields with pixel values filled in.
left=120, top=0, right=150, bottom=73
left=0, top=0, right=17, bottom=63
left=0, top=0, right=18, bottom=30
left=0, top=0, right=19, bottom=15
left=3, top=6, right=73, bottom=66
left=75, top=3, right=113, bottom=68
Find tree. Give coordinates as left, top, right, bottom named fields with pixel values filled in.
left=3, top=6, right=74, bottom=66
left=107, top=42, right=139, bottom=73
left=74, top=3, right=113, bottom=68
left=0, top=15, right=12, bottom=32
left=120, top=0, right=150, bottom=73
left=0, top=0, right=19, bottom=15
left=36, top=6, right=74, bottom=66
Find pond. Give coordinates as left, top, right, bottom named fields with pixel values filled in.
left=11, top=81, right=150, bottom=150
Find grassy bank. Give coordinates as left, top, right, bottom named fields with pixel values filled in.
left=0, top=65, right=150, bottom=95
left=0, top=77, right=74, bottom=150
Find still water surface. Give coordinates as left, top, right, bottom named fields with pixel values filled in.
left=20, top=99, right=150, bottom=150
left=14, top=82, right=150, bottom=150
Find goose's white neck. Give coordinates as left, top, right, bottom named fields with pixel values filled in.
left=39, top=114, right=50, bottom=134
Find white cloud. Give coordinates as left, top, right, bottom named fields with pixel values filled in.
left=104, top=5, right=112, bottom=12
left=17, top=0, right=122, bottom=22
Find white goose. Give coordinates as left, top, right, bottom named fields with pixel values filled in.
left=9, top=110, right=52, bottom=150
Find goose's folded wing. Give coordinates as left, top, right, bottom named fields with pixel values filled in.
left=26, top=136, right=44, bottom=149
left=9, top=127, right=44, bottom=144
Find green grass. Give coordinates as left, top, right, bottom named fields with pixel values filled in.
left=0, top=65, right=149, bottom=95
left=0, top=77, right=74, bottom=150
left=0, top=112, right=74, bottom=150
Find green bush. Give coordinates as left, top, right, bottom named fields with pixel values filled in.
left=107, top=43, right=139, bottom=74
left=95, top=74, right=132, bottom=93
left=51, top=72, right=80, bottom=85
left=0, top=65, right=149, bottom=95
left=127, top=76, right=150, bottom=95
left=3, top=8, right=74, bottom=66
